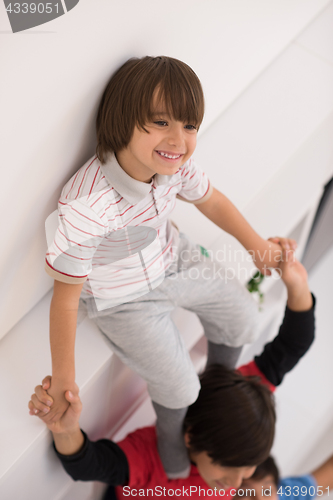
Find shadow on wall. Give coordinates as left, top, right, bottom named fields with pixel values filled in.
left=302, top=176, right=333, bottom=272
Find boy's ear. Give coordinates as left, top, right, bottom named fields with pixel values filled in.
left=184, top=432, right=191, bottom=448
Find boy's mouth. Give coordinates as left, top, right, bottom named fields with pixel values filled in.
left=215, top=480, right=227, bottom=490
left=155, top=150, right=183, bottom=160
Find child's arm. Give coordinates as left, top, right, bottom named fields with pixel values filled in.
left=311, top=454, right=333, bottom=491
left=28, top=377, right=129, bottom=485
left=28, top=376, right=84, bottom=453
left=253, top=250, right=315, bottom=386
left=196, top=187, right=296, bottom=273
left=279, top=248, right=313, bottom=312
left=45, top=280, right=84, bottom=423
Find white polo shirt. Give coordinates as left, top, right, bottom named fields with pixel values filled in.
left=45, top=153, right=213, bottom=309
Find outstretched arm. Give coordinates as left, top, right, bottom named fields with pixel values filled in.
left=254, top=249, right=315, bottom=386
left=196, top=188, right=296, bottom=273
left=311, top=454, right=333, bottom=491
left=28, top=376, right=84, bottom=455
left=44, top=280, right=83, bottom=424
left=28, top=377, right=129, bottom=485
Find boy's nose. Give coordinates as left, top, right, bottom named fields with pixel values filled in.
left=167, top=124, right=185, bottom=147
left=225, top=473, right=244, bottom=489
left=227, top=479, right=243, bottom=489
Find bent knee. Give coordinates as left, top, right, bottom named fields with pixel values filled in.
left=148, top=368, right=200, bottom=409
left=232, top=300, right=260, bottom=346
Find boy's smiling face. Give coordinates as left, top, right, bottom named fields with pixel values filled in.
left=188, top=447, right=257, bottom=491
left=116, top=95, right=198, bottom=183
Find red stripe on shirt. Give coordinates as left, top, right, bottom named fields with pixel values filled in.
left=54, top=240, right=92, bottom=261
left=104, top=197, right=124, bottom=210
left=75, top=157, right=97, bottom=199
left=64, top=219, right=104, bottom=238
left=90, top=187, right=114, bottom=208
left=160, top=182, right=181, bottom=199
left=71, top=206, right=106, bottom=228
left=58, top=228, right=97, bottom=249
left=107, top=204, right=136, bottom=223
left=87, top=166, right=100, bottom=198
left=139, top=200, right=170, bottom=224
left=130, top=202, right=156, bottom=222
left=182, top=179, right=201, bottom=192
left=65, top=170, right=81, bottom=199
left=45, top=258, right=88, bottom=278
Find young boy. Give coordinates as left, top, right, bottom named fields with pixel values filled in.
left=44, top=55, right=296, bottom=476
left=30, top=249, right=314, bottom=500
left=235, top=452, right=333, bottom=500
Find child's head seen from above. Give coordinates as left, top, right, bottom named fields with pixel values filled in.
left=96, top=56, right=205, bottom=181
left=183, top=365, right=276, bottom=491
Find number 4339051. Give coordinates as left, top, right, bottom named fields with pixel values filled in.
left=277, top=485, right=329, bottom=497
left=6, top=3, right=60, bottom=14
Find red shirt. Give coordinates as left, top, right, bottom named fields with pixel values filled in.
left=116, top=361, right=275, bottom=500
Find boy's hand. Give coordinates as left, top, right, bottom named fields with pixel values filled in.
left=268, top=236, right=297, bottom=252
left=278, top=249, right=313, bottom=312
left=28, top=376, right=82, bottom=435
left=43, top=381, right=71, bottom=424
left=259, top=237, right=297, bottom=275
left=278, top=249, right=308, bottom=290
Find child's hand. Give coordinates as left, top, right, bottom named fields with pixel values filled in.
left=28, top=376, right=82, bottom=434
left=38, top=377, right=77, bottom=425
left=278, top=249, right=308, bottom=290
left=278, top=249, right=313, bottom=311
left=259, top=237, right=297, bottom=275
left=44, top=381, right=71, bottom=424
left=268, top=236, right=297, bottom=252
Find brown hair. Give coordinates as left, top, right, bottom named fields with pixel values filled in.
left=250, top=456, right=280, bottom=487
left=183, top=365, right=276, bottom=467
left=96, top=56, right=205, bottom=163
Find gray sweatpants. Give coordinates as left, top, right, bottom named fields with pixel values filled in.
left=83, top=232, right=259, bottom=409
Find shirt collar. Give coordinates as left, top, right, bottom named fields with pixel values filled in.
left=100, top=153, right=175, bottom=205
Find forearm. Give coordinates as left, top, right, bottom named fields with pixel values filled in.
left=53, top=425, right=85, bottom=456
left=49, top=280, right=83, bottom=385
left=197, top=189, right=281, bottom=267
left=197, top=189, right=258, bottom=244
left=286, top=283, right=313, bottom=312
left=312, top=455, right=333, bottom=490
left=54, top=431, right=129, bottom=485
left=255, top=294, right=315, bottom=386
left=50, top=296, right=78, bottom=385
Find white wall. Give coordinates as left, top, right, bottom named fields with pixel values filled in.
left=1, top=2, right=333, bottom=498
left=0, top=0, right=331, bottom=339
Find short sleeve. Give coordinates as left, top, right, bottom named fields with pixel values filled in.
left=177, top=158, right=213, bottom=205
left=278, top=475, right=317, bottom=500
left=45, top=198, right=108, bottom=284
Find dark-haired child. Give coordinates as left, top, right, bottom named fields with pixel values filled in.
left=30, top=250, right=314, bottom=499
left=44, top=55, right=296, bottom=476
left=235, top=452, right=333, bottom=500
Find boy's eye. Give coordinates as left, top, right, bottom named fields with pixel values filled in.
left=154, top=120, right=168, bottom=127
left=185, top=124, right=197, bottom=131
